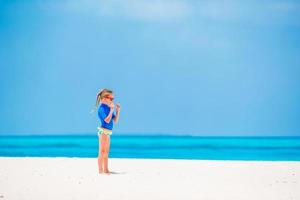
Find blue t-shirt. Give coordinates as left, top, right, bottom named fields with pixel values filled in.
left=98, top=103, right=116, bottom=130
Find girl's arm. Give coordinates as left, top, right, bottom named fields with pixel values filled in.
left=104, top=109, right=114, bottom=123
left=104, top=103, right=115, bottom=123
left=113, top=103, right=121, bottom=123
left=113, top=110, right=120, bottom=123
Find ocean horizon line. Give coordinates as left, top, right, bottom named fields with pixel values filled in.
left=1, top=133, right=300, bottom=138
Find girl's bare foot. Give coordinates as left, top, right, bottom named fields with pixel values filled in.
left=99, top=169, right=104, bottom=174
left=104, top=170, right=111, bottom=175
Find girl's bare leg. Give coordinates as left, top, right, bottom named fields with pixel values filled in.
left=98, top=134, right=106, bottom=173
left=103, top=135, right=111, bottom=174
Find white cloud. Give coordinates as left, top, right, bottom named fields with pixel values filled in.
left=38, top=0, right=300, bottom=26
left=198, top=1, right=242, bottom=21
left=196, top=1, right=300, bottom=25
left=62, top=0, right=191, bottom=23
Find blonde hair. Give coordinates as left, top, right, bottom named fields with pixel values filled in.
left=95, top=88, right=113, bottom=108
left=91, top=88, right=113, bottom=114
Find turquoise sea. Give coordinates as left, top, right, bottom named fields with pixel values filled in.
left=0, top=135, right=300, bottom=161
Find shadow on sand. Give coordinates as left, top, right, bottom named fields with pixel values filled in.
left=99, top=171, right=126, bottom=175
left=109, top=171, right=126, bottom=175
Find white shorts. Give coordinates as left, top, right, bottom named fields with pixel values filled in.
left=97, top=127, right=112, bottom=136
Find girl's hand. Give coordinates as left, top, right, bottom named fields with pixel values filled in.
left=116, top=103, right=121, bottom=112
left=109, top=102, right=115, bottom=110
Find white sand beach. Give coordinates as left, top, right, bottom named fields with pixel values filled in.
left=0, top=157, right=299, bottom=200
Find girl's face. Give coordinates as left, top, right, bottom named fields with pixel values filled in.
left=102, top=94, right=114, bottom=104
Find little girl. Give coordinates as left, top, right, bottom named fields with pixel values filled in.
left=95, top=88, right=121, bottom=175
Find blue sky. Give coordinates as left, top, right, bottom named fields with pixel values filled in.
left=0, top=0, right=300, bottom=136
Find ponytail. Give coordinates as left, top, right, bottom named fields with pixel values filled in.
left=90, top=90, right=102, bottom=114
left=95, top=91, right=102, bottom=108
left=90, top=88, right=113, bottom=114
